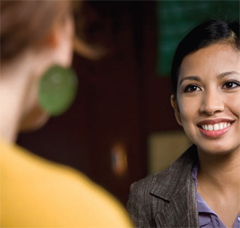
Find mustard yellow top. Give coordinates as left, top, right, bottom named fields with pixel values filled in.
left=0, top=138, right=133, bottom=227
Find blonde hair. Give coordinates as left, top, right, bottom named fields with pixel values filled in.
left=0, top=0, right=72, bottom=62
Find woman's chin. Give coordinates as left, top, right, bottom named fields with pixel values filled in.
left=19, top=109, right=49, bottom=132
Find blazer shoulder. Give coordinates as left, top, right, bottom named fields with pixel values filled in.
left=129, top=144, right=198, bottom=201
left=130, top=172, right=163, bottom=193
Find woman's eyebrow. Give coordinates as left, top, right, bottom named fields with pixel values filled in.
left=218, top=71, right=240, bottom=79
left=179, top=76, right=201, bottom=85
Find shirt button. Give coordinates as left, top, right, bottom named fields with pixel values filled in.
left=238, top=217, right=240, bottom=222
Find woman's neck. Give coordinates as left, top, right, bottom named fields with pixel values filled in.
left=197, top=148, right=240, bottom=194
left=0, top=57, right=33, bottom=143
left=197, top=148, right=240, bottom=227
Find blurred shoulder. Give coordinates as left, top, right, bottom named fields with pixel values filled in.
left=0, top=138, right=133, bottom=227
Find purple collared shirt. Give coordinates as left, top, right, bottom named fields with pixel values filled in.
left=192, top=165, right=240, bottom=228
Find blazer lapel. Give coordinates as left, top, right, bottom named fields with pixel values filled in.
left=150, top=145, right=199, bottom=228
left=154, top=181, right=198, bottom=228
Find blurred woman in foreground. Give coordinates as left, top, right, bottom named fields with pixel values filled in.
left=0, top=1, right=132, bottom=227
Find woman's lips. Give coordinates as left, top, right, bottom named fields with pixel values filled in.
left=197, top=119, right=234, bottom=138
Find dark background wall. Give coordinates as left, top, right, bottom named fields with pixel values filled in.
left=17, top=1, right=179, bottom=206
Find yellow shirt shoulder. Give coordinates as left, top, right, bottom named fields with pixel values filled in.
left=0, top=139, right=133, bottom=227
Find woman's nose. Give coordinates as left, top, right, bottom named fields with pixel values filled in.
left=199, top=90, right=225, bottom=115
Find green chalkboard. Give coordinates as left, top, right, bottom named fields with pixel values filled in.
left=156, top=0, right=240, bottom=76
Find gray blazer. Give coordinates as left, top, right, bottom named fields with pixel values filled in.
left=127, top=145, right=199, bottom=228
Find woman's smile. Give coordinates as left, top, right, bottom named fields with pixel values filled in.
left=198, top=120, right=233, bottom=138
left=196, top=118, right=235, bottom=138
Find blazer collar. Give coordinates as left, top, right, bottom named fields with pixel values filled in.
left=150, top=144, right=198, bottom=201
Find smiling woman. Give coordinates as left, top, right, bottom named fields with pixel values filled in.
left=127, top=20, right=240, bottom=228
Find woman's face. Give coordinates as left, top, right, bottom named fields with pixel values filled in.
left=172, top=43, right=240, bottom=156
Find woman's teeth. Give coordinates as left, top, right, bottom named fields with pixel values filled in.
left=201, top=122, right=231, bottom=131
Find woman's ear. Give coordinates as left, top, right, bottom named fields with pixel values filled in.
left=34, top=27, right=59, bottom=53
left=170, top=94, right=182, bottom=126
left=43, top=14, right=74, bottom=67
left=44, top=31, right=58, bottom=49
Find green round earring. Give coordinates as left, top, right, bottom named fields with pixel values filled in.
left=38, top=65, right=78, bottom=116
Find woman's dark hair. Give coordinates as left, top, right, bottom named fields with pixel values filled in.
left=171, top=19, right=240, bottom=95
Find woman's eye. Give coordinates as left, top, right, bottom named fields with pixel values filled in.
left=184, top=85, right=200, bottom=92
left=223, top=81, right=240, bottom=89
